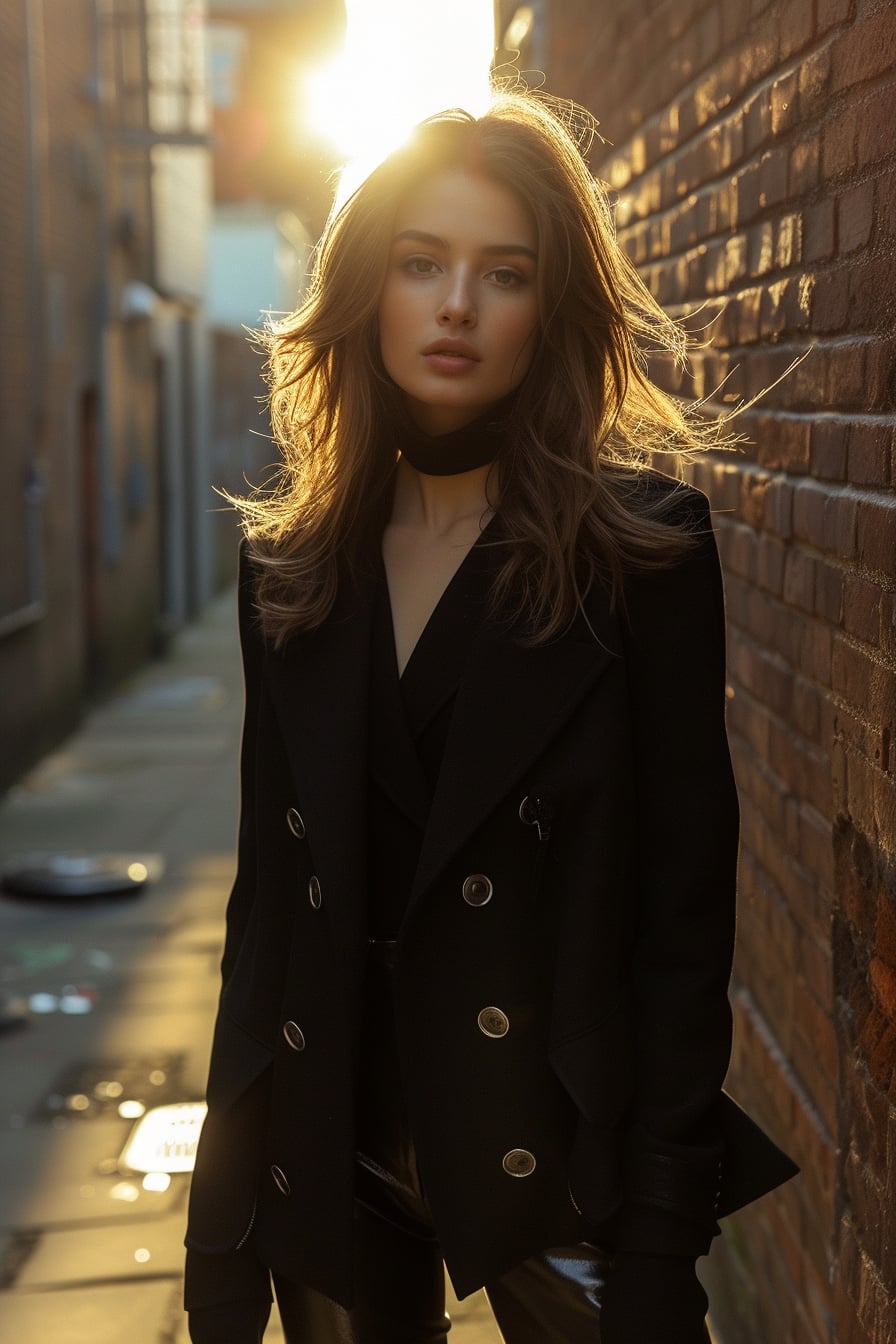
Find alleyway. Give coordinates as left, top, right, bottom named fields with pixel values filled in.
left=0, top=588, right=500, bottom=1343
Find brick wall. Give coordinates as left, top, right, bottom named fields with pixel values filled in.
left=0, top=1, right=168, bottom=792
left=543, top=1, right=896, bottom=1340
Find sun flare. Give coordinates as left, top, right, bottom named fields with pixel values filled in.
left=301, top=0, right=495, bottom=204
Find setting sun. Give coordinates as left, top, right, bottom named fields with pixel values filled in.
left=301, top=0, right=495, bottom=202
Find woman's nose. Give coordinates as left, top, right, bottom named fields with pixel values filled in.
left=437, top=276, right=476, bottom=326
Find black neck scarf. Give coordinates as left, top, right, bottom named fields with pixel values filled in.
left=392, top=395, right=516, bottom=477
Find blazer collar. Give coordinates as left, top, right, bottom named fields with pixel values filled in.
left=406, top=589, right=621, bottom=913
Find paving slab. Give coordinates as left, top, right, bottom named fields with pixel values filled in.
left=18, top=1213, right=187, bottom=1288
left=0, top=1279, right=179, bottom=1344
left=0, top=1121, right=182, bottom=1228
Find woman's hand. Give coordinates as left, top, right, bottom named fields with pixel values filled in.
left=600, top=1253, right=709, bottom=1344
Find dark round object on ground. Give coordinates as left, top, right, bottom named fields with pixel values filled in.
left=0, top=852, right=163, bottom=900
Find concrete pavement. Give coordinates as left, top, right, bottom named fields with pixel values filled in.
left=0, top=587, right=501, bottom=1344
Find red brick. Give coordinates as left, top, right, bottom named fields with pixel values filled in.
left=875, top=168, right=896, bottom=244
left=798, top=42, right=832, bottom=112
left=830, top=6, right=896, bottom=93
left=815, top=559, right=845, bottom=622
left=848, top=424, right=891, bottom=488
left=811, top=267, right=850, bottom=332
left=789, top=135, right=820, bottom=196
left=798, top=923, right=833, bottom=1004
left=811, top=419, right=848, bottom=480
left=756, top=533, right=786, bottom=594
left=800, top=196, right=838, bottom=258
left=865, top=342, right=896, bottom=415
left=856, top=497, right=896, bottom=575
left=842, top=574, right=882, bottom=643
left=733, top=160, right=762, bottom=224
left=870, top=957, right=896, bottom=1027
left=838, top=180, right=875, bottom=254
left=822, top=491, right=859, bottom=559
left=777, top=0, right=816, bottom=59
left=792, top=478, right=829, bottom=547
left=817, top=0, right=856, bottom=35
left=765, top=475, right=795, bottom=537
left=846, top=255, right=896, bottom=330
left=826, top=344, right=867, bottom=410
left=877, top=896, right=896, bottom=971
left=800, top=618, right=832, bottom=682
left=759, top=146, right=789, bottom=209
left=771, top=70, right=800, bottom=135
left=781, top=552, right=815, bottom=626
left=857, top=85, right=896, bottom=167
left=822, top=105, right=859, bottom=178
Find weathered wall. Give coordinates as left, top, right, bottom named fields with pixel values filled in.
left=543, top=1, right=896, bottom=1339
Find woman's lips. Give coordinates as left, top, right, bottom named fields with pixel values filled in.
left=423, top=351, right=479, bottom=373
left=422, top=340, right=480, bottom=374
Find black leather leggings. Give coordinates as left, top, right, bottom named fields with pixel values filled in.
left=270, top=944, right=610, bottom=1344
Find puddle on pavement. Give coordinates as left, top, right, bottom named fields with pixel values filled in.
left=33, top=1055, right=186, bottom=1122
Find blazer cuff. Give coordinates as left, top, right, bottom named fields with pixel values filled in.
left=624, top=1140, right=723, bottom=1225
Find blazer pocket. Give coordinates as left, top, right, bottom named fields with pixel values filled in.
left=548, top=999, right=634, bottom=1129
left=187, top=1058, right=271, bottom=1254
left=205, top=1007, right=275, bottom=1112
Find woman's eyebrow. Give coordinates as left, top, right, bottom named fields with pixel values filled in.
left=392, top=229, right=537, bottom=261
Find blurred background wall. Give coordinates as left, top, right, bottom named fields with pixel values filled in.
left=0, top=0, right=343, bottom=792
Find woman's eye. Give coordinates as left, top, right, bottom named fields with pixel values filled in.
left=402, top=256, right=438, bottom=276
left=489, top=267, right=523, bottom=288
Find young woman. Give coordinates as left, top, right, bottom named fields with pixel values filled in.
left=184, top=92, right=796, bottom=1343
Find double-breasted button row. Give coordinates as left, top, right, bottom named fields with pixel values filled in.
left=282, top=1020, right=306, bottom=1051
left=285, top=809, right=322, bottom=910
left=478, top=1007, right=510, bottom=1038
left=462, top=874, right=493, bottom=906
left=286, top=807, right=306, bottom=839
left=502, top=1148, right=536, bottom=1178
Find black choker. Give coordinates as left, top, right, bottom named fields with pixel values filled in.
left=393, top=399, right=514, bottom=477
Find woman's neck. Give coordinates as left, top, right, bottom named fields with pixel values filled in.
left=389, top=457, right=494, bottom=539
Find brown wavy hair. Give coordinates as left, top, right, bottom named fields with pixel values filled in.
left=238, top=90, right=734, bottom=646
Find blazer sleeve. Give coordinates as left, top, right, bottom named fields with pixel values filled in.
left=614, top=485, right=739, bottom=1253
left=220, top=542, right=266, bottom=990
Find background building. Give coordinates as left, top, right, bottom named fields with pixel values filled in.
left=0, top=0, right=212, bottom=789
left=0, top=0, right=343, bottom=793
left=504, top=0, right=895, bottom=1340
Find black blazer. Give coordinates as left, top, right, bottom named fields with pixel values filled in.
left=185, top=475, right=796, bottom=1310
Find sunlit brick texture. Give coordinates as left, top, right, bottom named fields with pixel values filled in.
left=542, top=1, right=896, bottom=1340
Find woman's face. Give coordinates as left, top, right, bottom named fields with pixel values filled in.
left=378, top=168, right=539, bottom=435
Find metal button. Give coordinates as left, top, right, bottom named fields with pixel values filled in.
left=462, top=874, right=493, bottom=907
left=286, top=807, right=306, bottom=839
left=308, top=875, right=322, bottom=909
left=519, top=795, right=536, bottom=825
left=282, top=1020, right=306, bottom=1051
left=271, top=1164, right=291, bottom=1195
left=502, top=1148, right=536, bottom=1178
left=478, top=1007, right=509, bottom=1038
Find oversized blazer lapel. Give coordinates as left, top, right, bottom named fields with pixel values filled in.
left=264, top=571, right=375, bottom=956
left=407, top=585, right=623, bottom=914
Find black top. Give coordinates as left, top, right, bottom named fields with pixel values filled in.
left=367, top=520, right=499, bottom=938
